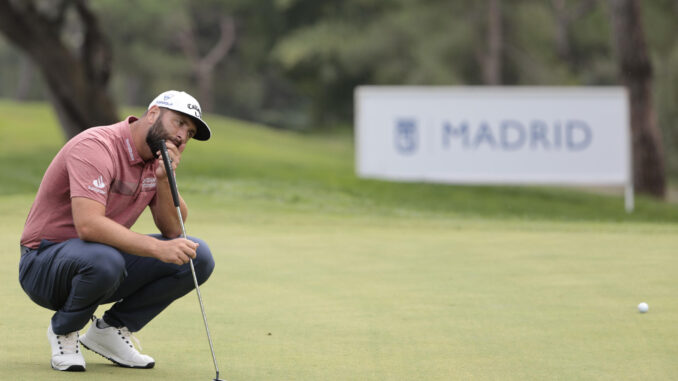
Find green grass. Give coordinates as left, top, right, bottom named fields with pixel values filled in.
left=1, top=100, right=678, bottom=380
left=3, top=100, right=678, bottom=223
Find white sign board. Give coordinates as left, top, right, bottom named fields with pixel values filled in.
left=355, top=86, right=632, bottom=211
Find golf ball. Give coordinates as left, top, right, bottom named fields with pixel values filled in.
left=638, top=302, right=649, bottom=313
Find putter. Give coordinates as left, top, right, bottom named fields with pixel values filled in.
left=160, top=141, right=224, bottom=381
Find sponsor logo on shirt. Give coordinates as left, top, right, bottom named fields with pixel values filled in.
left=125, top=138, right=135, bottom=161
left=93, top=175, right=106, bottom=188
left=141, top=177, right=157, bottom=191
left=87, top=175, right=107, bottom=195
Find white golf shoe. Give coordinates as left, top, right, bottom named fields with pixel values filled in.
left=79, top=318, right=155, bottom=368
left=47, top=323, right=86, bottom=371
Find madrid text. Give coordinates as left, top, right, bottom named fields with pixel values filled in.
left=441, top=119, right=592, bottom=151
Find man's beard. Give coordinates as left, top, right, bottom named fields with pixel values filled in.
left=146, top=117, right=170, bottom=158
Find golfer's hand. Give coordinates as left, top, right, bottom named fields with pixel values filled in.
left=155, top=140, right=185, bottom=179
left=155, top=238, right=199, bottom=265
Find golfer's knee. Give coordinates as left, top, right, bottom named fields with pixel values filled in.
left=191, top=238, right=214, bottom=285
left=84, top=245, right=126, bottom=286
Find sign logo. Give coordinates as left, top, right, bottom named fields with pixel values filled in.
left=395, top=118, right=418, bottom=155
left=92, top=175, right=106, bottom=189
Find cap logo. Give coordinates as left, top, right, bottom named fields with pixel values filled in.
left=187, top=103, right=202, bottom=118
left=163, top=94, right=175, bottom=101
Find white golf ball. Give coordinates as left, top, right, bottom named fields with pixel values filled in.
left=638, top=302, right=649, bottom=313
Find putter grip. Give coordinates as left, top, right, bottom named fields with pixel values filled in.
left=160, top=141, right=181, bottom=207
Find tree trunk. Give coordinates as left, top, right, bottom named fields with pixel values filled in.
left=178, top=15, right=235, bottom=112
left=550, top=0, right=573, bottom=64
left=482, top=0, right=502, bottom=85
left=0, top=0, right=118, bottom=140
left=15, top=54, right=35, bottom=101
left=608, top=0, right=666, bottom=198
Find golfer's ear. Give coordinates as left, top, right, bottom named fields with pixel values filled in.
left=147, top=105, right=161, bottom=123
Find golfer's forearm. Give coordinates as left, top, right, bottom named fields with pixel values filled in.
left=152, top=177, right=189, bottom=237
left=76, top=215, right=161, bottom=258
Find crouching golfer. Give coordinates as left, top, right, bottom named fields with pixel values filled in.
left=19, top=90, right=215, bottom=371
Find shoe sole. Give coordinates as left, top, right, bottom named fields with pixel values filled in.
left=51, top=363, right=85, bottom=372
left=80, top=340, right=155, bottom=369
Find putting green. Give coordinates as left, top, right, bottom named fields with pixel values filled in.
left=2, top=192, right=677, bottom=380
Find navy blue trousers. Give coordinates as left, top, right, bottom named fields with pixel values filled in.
left=19, top=235, right=215, bottom=335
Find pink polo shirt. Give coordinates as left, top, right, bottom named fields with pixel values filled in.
left=21, top=117, right=159, bottom=249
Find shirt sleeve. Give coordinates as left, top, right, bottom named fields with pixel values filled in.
left=65, top=138, right=116, bottom=206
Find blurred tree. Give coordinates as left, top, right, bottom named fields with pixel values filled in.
left=89, top=0, right=192, bottom=107
left=609, top=0, right=666, bottom=197
left=0, top=0, right=118, bottom=139
left=178, top=14, right=235, bottom=113
left=14, top=55, right=36, bottom=101
left=548, top=0, right=597, bottom=72
left=641, top=0, right=678, bottom=180
left=90, top=0, right=296, bottom=128
left=273, top=0, right=477, bottom=127
left=479, top=0, right=503, bottom=85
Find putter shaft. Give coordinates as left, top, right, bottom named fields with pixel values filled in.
left=160, top=141, right=222, bottom=380
left=177, top=205, right=221, bottom=380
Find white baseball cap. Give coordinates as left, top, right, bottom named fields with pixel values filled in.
left=148, top=90, right=211, bottom=141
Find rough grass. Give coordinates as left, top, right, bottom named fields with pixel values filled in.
left=1, top=100, right=677, bottom=380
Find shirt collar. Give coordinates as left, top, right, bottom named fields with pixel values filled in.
left=120, top=116, right=144, bottom=165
